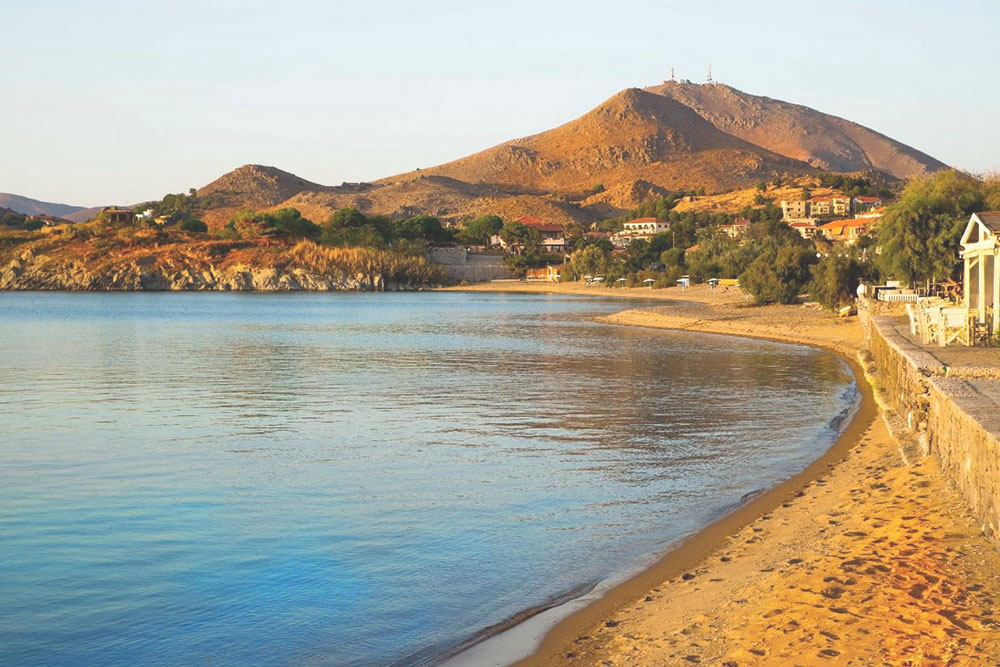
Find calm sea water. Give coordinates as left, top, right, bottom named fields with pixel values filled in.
left=0, top=292, right=856, bottom=666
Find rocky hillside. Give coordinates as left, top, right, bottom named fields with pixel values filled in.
left=29, top=81, right=936, bottom=231
left=644, top=81, right=946, bottom=179
left=386, top=88, right=815, bottom=194
left=0, top=227, right=445, bottom=291
left=197, top=164, right=328, bottom=209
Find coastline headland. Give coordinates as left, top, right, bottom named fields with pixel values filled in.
left=445, top=282, right=1000, bottom=665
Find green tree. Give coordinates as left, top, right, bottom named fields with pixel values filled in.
left=810, top=251, right=867, bottom=309
left=321, top=208, right=390, bottom=247
left=326, top=207, right=368, bottom=230
left=392, top=215, right=453, bottom=243
left=877, top=170, right=983, bottom=286
left=265, top=208, right=320, bottom=238
left=226, top=207, right=319, bottom=239
left=459, top=214, right=503, bottom=245
left=498, top=221, right=542, bottom=255
left=739, top=244, right=817, bottom=305
left=660, top=247, right=685, bottom=269
left=569, top=244, right=608, bottom=278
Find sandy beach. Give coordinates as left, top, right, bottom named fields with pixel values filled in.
left=448, top=282, right=1000, bottom=666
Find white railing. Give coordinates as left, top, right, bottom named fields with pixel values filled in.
left=877, top=289, right=920, bottom=303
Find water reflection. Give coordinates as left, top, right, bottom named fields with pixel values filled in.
left=0, top=292, right=854, bottom=667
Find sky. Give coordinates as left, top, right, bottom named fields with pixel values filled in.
left=2, top=0, right=998, bottom=206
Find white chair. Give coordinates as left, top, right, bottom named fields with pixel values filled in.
left=938, top=307, right=971, bottom=347
left=924, top=306, right=942, bottom=346
left=905, top=303, right=920, bottom=336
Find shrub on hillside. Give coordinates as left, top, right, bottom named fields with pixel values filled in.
left=180, top=219, right=208, bottom=233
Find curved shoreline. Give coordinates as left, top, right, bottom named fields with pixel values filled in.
left=436, top=284, right=875, bottom=666
left=514, top=311, right=876, bottom=666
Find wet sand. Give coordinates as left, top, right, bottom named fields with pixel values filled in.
left=448, top=282, right=1000, bottom=666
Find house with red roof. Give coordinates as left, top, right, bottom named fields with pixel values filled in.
left=817, top=217, right=878, bottom=244
left=507, top=216, right=569, bottom=254
left=808, top=194, right=851, bottom=217
left=852, top=195, right=883, bottom=212
left=788, top=220, right=818, bottom=239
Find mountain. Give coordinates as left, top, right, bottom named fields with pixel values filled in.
left=384, top=88, right=816, bottom=195
left=643, top=81, right=946, bottom=179
left=64, top=207, right=105, bottom=223
left=187, top=82, right=947, bottom=228
left=0, top=193, right=88, bottom=218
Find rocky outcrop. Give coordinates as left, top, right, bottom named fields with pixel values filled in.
left=0, top=248, right=399, bottom=291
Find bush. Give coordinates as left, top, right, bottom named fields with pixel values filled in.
left=226, top=207, right=319, bottom=239
left=180, top=219, right=208, bottom=233
left=739, top=244, right=816, bottom=305
left=811, top=252, right=866, bottom=309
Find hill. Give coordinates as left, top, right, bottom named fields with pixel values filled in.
left=0, top=193, right=88, bottom=218
left=0, top=225, right=444, bottom=291
left=197, top=164, right=328, bottom=210
left=644, top=81, right=946, bottom=179
left=173, top=83, right=953, bottom=228
left=384, top=88, right=815, bottom=195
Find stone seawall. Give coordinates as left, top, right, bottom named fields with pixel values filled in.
left=428, top=247, right=513, bottom=283
left=864, top=309, right=1000, bottom=539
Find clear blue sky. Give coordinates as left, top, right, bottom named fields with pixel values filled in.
left=2, top=0, right=997, bottom=206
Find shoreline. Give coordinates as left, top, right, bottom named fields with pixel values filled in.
left=439, top=283, right=875, bottom=665
left=447, top=282, right=1000, bottom=665
left=516, top=313, right=874, bottom=666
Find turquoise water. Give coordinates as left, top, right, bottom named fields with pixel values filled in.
left=0, top=292, right=856, bottom=666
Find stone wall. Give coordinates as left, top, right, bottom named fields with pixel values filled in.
left=428, top=247, right=513, bottom=283
left=864, top=310, right=1000, bottom=539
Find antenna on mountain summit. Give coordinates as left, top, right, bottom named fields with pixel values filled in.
left=706, top=64, right=713, bottom=84
left=670, top=67, right=676, bottom=82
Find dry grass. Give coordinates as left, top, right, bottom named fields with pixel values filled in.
left=288, top=241, right=447, bottom=284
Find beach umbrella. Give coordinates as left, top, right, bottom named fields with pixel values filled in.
left=643, top=278, right=655, bottom=289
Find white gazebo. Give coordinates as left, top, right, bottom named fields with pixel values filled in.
left=960, top=211, right=1000, bottom=334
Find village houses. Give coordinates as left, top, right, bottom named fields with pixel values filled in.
left=612, top=217, right=670, bottom=247
left=495, top=216, right=570, bottom=255
left=719, top=217, right=750, bottom=239
left=816, top=218, right=876, bottom=244
left=781, top=194, right=883, bottom=222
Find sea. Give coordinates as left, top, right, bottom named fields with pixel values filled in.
left=0, top=291, right=857, bottom=666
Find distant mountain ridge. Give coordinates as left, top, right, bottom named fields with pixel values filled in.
left=8, top=81, right=949, bottom=228
left=643, top=81, right=945, bottom=178
left=0, top=193, right=88, bottom=219
left=384, top=88, right=817, bottom=194
left=191, top=82, right=944, bottom=228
